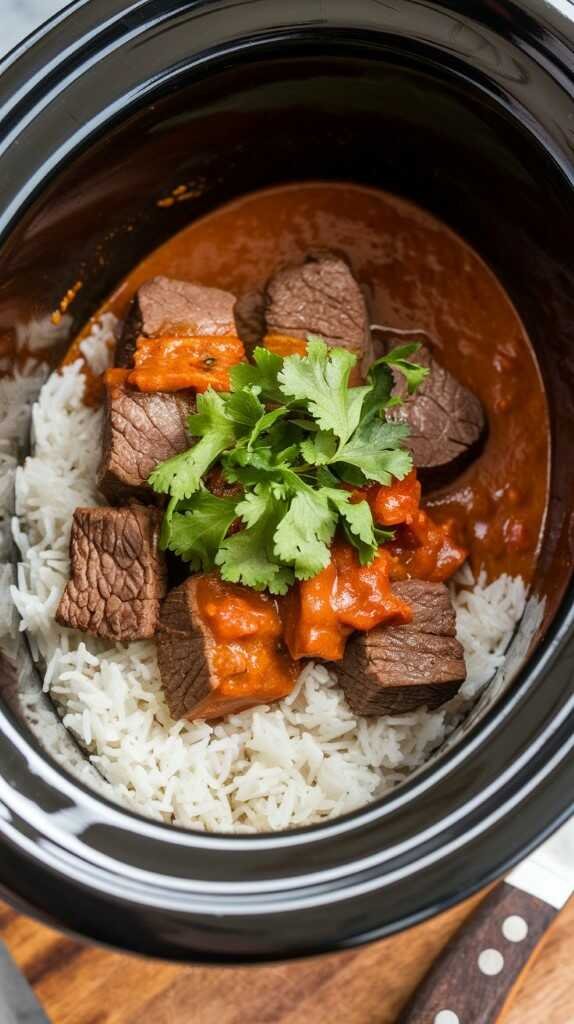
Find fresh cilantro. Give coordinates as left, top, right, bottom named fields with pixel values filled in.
left=340, top=519, right=395, bottom=565
left=221, top=446, right=294, bottom=496
left=320, top=487, right=378, bottom=564
left=278, top=339, right=370, bottom=443
left=151, top=335, right=427, bottom=588
left=375, top=526, right=396, bottom=545
left=224, top=387, right=266, bottom=433
left=166, top=492, right=238, bottom=570
left=273, top=490, right=336, bottom=579
left=148, top=390, right=237, bottom=501
left=378, top=343, right=429, bottom=394
left=360, top=359, right=395, bottom=424
left=299, top=430, right=338, bottom=466
left=323, top=488, right=376, bottom=545
left=230, top=347, right=285, bottom=404
left=234, top=489, right=271, bottom=528
left=215, top=491, right=294, bottom=594
left=247, top=406, right=288, bottom=449
left=335, top=418, right=412, bottom=485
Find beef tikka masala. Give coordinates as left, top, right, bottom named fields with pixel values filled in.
left=57, top=183, right=549, bottom=725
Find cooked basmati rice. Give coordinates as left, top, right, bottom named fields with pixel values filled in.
left=10, top=318, right=527, bottom=832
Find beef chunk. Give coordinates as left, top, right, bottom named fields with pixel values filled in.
left=56, top=506, right=166, bottom=640
left=158, top=576, right=297, bottom=722
left=379, top=337, right=485, bottom=486
left=265, top=250, right=373, bottom=371
left=97, top=379, right=194, bottom=503
left=157, top=577, right=216, bottom=721
left=115, top=275, right=237, bottom=368
left=338, top=580, right=466, bottom=715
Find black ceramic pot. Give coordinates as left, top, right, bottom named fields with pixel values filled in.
left=0, top=0, right=573, bottom=963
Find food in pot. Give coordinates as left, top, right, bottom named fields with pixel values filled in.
left=12, top=183, right=549, bottom=832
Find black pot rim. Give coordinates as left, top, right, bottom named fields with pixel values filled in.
left=0, top=0, right=573, bottom=962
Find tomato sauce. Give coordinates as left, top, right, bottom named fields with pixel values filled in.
left=73, top=181, right=549, bottom=584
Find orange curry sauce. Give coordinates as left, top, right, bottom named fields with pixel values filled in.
left=189, top=576, right=298, bottom=720
left=284, top=472, right=467, bottom=662
left=129, top=333, right=245, bottom=393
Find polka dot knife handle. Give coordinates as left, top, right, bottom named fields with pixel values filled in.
left=398, top=883, right=558, bottom=1024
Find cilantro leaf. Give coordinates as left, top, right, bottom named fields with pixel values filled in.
left=273, top=490, right=337, bottom=580
left=336, top=418, right=412, bottom=484
left=378, top=343, right=429, bottom=394
left=165, top=492, right=238, bottom=570
left=230, top=347, right=285, bottom=404
left=217, top=530, right=294, bottom=593
left=216, top=491, right=294, bottom=594
left=322, top=488, right=376, bottom=545
left=339, top=520, right=369, bottom=564
left=338, top=519, right=389, bottom=565
left=380, top=342, right=420, bottom=360
left=223, top=387, right=265, bottom=433
left=300, top=430, right=337, bottom=465
left=278, top=339, right=370, bottom=443
left=186, top=389, right=233, bottom=438
left=221, top=447, right=295, bottom=496
left=316, top=466, right=340, bottom=487
left=319, top=487, right=378, bottom=563
left=247, top=406, right=288, bottom=449
left=235, top=489, right=270, bottom=528
left=149, top=390, right=236, bottom=500
left=332, top=463, right=369, bottom=486
left=360, top=360, right=395, bottom=424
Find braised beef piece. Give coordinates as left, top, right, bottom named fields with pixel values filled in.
left=56, top=506, right=166, bottom=641
left=374, top=333, right=485, bottom=487
left=156, top=577, right=215, bottom=720
left=97, top=379, right=195, bottom=503
left=265, top=250, right=373, bottom=371
left=338, top=580, right=466, bottom=715
left=115, top=275, right=237, bottom=368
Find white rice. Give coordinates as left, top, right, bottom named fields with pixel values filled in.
left=9, top=318, right=527, bottom=833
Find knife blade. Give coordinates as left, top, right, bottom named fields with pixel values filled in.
left=506, top=815, right=574, bottom=909
left=399, top=816, right=574, bottom=1024
left=0, top=939, right=50, bottom=1023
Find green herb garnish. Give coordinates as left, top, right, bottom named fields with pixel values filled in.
left=150, top=338, right=428, bottom=593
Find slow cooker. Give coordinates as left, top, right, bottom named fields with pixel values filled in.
left=0, top=0, right=573, bottom=962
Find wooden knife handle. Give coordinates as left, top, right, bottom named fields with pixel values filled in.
left=398, top=883, right=557, bottom=1024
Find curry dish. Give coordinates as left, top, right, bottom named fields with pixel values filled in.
left=54, top=182, right=549, bottom=729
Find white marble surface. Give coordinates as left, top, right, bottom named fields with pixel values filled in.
left=3, top=0, right=70, bottom=57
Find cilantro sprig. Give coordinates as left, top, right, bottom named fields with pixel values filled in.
left=149, top=338, right=428, bottom=593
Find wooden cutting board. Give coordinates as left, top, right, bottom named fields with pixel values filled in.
left=1, top=891, right=573, bottom=1024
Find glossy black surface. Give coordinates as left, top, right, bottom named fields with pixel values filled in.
left=0, top=0, right=573, bottom=961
